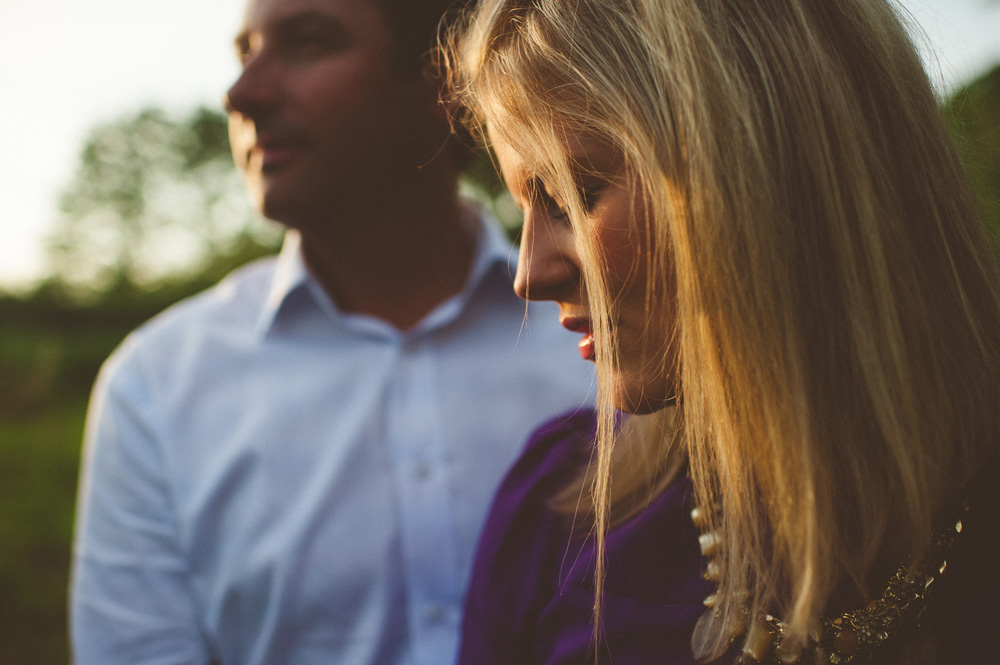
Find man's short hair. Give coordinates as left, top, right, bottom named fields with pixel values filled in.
left=376, top=0, right=470, bottom=74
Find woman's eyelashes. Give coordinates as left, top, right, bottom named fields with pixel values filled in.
left=523, top=180, right=569, bottom=222
left=537, top=181, right=606, bottom=222
left=577, top=182, right=606, bottom=212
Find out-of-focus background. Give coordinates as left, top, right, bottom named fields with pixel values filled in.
left=0, top=0, right=998, bottom=663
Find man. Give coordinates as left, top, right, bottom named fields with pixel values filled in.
left=69, top=0, right=593, bottom=663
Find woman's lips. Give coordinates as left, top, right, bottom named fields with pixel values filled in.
left=561, top=317, right=596, bottom=362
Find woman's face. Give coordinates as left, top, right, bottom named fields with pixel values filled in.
left=491, top=127, right=677, bottom=413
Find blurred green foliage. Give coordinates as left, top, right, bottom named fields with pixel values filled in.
left=944, top=65, right=1000, bottom=245
left=47, top=106, right=283, bottom=302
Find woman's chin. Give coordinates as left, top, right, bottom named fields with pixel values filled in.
left=611, top=382, right=676, bottom=415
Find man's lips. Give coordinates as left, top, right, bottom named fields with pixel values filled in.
left=254, top=140, right=304, bottom=171
left=228, top=118, right=304, bottom=173
left=247, top=131, right=307, bottom=172
left=561, top=316, right=596, bottom=362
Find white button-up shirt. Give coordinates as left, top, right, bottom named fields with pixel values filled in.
left=71, top=213, right=595, bottom=665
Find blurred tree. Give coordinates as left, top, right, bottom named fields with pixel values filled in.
left=459, top=143, right=523, bottom=240
left=944, top=65, right=1000, bottom=245
left=45, top=106, right=282, bottom=303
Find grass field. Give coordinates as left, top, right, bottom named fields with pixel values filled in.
left=0, top=296, right=136, bottom=665
left=0, top=400, right=87, bottom=665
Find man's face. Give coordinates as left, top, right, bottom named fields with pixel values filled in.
left=225, top=0, right=442, bottom=225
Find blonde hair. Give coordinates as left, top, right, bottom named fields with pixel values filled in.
left=446, top=0, right=1000, bottom=659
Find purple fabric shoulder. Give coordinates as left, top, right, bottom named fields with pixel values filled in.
left=458, top=409, right=710, bottom=665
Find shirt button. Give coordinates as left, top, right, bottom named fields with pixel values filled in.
left=414, top=462, right=431, bottom=480
left=425, top=604, right=446, bottom=624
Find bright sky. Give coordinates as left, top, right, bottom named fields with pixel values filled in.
left=1, top=0, right=999, bottom=291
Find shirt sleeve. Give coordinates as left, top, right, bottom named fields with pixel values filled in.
left=70, top=341, right=212, bottom=665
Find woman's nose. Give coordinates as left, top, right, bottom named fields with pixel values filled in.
left=513, top=213, right=582, bottom=302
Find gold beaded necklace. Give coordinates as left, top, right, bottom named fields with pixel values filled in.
left=692, top=500, right=969, bottom=665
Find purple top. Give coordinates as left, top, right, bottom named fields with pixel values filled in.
left=459, top=409, right=1000, bottom=665
left=458, top=410, right=711, bottom=665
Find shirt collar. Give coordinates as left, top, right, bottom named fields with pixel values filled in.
left=253, top=229, right=310, bottom=338
left=254, top=204, right=517, bottom=339
left=463, top=203, right=520, bottom=304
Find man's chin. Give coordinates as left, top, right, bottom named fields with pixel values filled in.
left=250, top=180, right=303, bottom=224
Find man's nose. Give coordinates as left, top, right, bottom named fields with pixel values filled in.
left=224, top=55, right=278, bottom=118
left=513, top=214, right=581, bottom=302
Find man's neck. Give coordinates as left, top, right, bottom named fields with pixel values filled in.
left=298, top=191, right=478, bottom=331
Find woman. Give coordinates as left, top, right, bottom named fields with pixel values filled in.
left=444, top=0, right=1000, bottom=663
